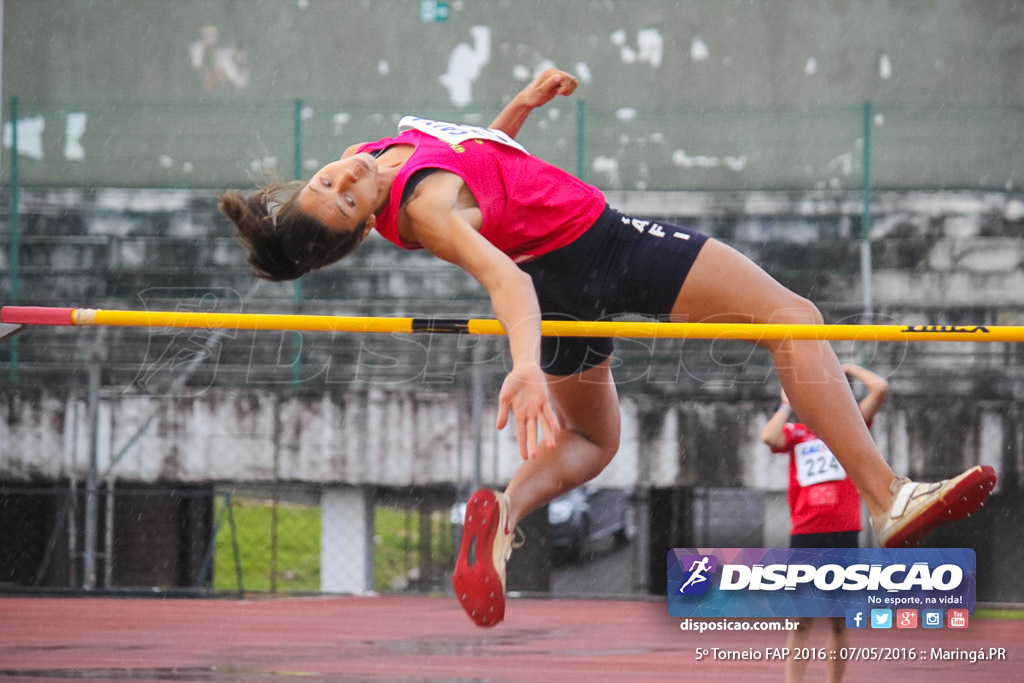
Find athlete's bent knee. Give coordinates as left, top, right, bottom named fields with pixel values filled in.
left=769, top=293, right=824, bottom=326
left=574, top=428, right=619, bottom=481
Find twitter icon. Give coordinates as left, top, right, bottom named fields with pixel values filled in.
left=870, top=609, right=893, bottom=629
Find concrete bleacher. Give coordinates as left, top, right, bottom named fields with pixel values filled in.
left=3, top=185, right=1022, bottom=482
left=2, top=186, right=1022, bottom=598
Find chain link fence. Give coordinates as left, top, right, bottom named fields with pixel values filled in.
left=0, top=483, right=655, bottom=597
left=2, top=98, right=1021, bottom=191
left=0, top=485, right=456, bottom=596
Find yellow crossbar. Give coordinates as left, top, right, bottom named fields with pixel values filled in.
left=2, top=305, right=1021, bottom=342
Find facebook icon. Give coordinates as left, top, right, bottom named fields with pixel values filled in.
left=845, top=609, right=867, bottom=629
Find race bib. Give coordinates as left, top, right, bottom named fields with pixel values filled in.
left=794, top=439, right=848, bottom=487
left=398, top=116, right=529, bottom=154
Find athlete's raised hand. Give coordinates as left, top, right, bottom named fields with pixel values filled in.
left=490, top=67, right=579, bottom=138
left=517, top=68, right=579, bottom=109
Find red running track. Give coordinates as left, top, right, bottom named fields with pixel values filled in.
left=0, top=595, right=1020, bottom=682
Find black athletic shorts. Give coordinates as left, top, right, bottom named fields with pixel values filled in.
left=789, top=531, right=860, bottom=549
left=518, top=205, right=708, bottom=375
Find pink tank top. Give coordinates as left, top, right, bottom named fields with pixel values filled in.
left=357, top=118, right=605, bottom=261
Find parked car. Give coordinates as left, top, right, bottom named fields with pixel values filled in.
left=450, top=486, right=635, bottom=563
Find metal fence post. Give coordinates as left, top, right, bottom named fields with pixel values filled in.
left=470, top=341, right=484, bottom=491
left=861, top=101, right=874, bottom=323
left=83, top=335, right=103, bottom=590
left=292, top=98, right=304, bottom=386
left=576, top=98, right=586, bottom=181
left=8, top=96, right=20, bottom=383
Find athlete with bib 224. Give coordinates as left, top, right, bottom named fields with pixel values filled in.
left=761, top=363, right=888, bottom=683
left=219, top=68, right=996, bottom=628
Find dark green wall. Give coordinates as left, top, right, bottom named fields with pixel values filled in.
left=3, top=1, right=1022, bottom=189
left=7, top=0, right=1023, bottom=105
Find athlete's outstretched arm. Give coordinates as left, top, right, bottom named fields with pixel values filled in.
left=489, top=67, right=578, bottom=139
left=761, top=393, right=792, bottom=451
left=844, top=363, right=890, bottom=422
left=402, top=172, right=560, bottom=461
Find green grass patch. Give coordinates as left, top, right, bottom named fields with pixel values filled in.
left=975, top=608, right=1024, bottom=621
left=373, top=506, right=457, bottom=593
left=213, top=497, right=321, bottom=593
left=374, top=505, right=417, bottom=593
left=213, top=497, right=456, bottom=594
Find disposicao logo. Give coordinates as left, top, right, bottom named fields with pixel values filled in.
left=667, top=548, right=976, bottom=619
left=676, top=554, right=718, bottom=595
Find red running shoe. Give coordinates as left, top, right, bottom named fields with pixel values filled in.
left=452, top=489, right=514, bottom=627
left=871, top=465, right=997, bottom=548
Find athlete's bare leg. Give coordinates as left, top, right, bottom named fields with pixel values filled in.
left=504, top=360, right=621, bottom=528
left=453, top=361, right=620, bottom=627
left=825, top=618, right=849, bottom=683
left=782, top=617, right=847, bottom=682
left=670, top=238, right=896, bottom=515
left=784, top=619, right=813, bottom=683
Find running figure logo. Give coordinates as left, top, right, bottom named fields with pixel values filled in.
left=678, top=554, right=718, bottom=595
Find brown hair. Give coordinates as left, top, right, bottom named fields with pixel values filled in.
left=218, top=181, right=365, bottom=282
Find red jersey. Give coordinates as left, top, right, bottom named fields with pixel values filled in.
left=357, top=117, right=606, bottom=262
left=770, top=422, right=863, bottom=536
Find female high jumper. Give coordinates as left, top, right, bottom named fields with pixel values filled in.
left=219, top=68, right=996, bottom=628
